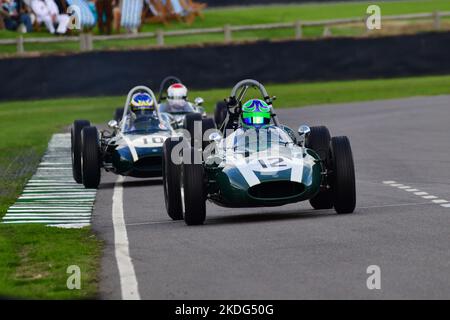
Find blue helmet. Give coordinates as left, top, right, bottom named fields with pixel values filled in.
left=130, top=92, right=154, bottom=114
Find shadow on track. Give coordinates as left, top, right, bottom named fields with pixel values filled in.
left=98, top=178, right=163, bottom=190
left=203, top=209, right=338, bottom=226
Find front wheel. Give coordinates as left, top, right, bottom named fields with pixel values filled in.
left=81, top=126, right=101, bottom=189
left=183, top=148, right=206, bottom=225
left=329, top=136, right=356, bottom=214
left=184, top=113, right=203, bottom=147
left=163, top=138, right=183, bottom=220
left=71, top=120, right=90, bottom=183
left=201, top=117, right=216, bottom=150
left=306, top=126, right=333, bottom=210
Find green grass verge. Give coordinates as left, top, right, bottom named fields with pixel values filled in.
left=0, top=225, right=100, bottom=299
left=0, top=0, right=449, bottom=54
left=1, top=74, right=450, bottom=298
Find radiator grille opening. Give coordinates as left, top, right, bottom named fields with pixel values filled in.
left=248, top=181, right=304, bottom=199
left=134, top=156, right=162, bottom=169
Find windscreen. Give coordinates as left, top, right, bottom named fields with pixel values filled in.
left=123, top=114, right=171, bottom=134
left=222, top=126, right=293, bottom=152
left=159, top=101, right=195, bottom=114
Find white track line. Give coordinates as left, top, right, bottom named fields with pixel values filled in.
left=384, top=181, right=450, bottom=210
left=112, top=175, right=141, bottom=300
left=432, top=199, right=448, bottom=204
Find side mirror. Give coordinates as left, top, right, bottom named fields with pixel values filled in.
left=208, top=132, right=222, bottom=143
left=297, top=125, right=311, bottom=147
left=194, top=97, right=204, bottom=106
left=197, top=106, right=206, bottom=117
left=108, top=120, right=119, bottom=130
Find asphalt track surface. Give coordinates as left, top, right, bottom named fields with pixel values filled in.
left=93, top=95, right=450, bottom=299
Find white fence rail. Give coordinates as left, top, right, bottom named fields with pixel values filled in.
left=1, top=11, right=449, bottom=54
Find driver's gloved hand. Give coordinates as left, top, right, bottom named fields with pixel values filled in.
left=227, top=96, right=237, bottom=108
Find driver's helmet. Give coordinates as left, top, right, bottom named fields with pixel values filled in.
left=241, top=99, right=271, bottom=129
left=167, top=83, right=188, bottom=107
left=130, top=92, right=154, bottom=115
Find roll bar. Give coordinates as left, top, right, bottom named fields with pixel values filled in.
left=227, top=79, right=280, bottom=127
left=157, top=75, right=182, bottom=103
left=120, top=85, right=168, bottom=132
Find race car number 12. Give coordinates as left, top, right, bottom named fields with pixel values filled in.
left=258, top=157, right=286, bottom=169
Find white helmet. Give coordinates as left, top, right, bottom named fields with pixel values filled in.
left=167, top=83, right=188, bottom=102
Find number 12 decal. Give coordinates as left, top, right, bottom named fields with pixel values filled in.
left=258, top=157, right=287, bottom=169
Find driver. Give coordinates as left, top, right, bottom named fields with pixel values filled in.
left=240, top=99, right=271, bottom=129
left=125, top=92, right=165, bottom=132
left=167, top=83, right=188, bottom=107
left=160, top=83, right=195, bottom=113
left=229, top=99, right=283, bottom=149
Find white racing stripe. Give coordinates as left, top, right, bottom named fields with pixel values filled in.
left=112, top=176, right=141, bottom=300
left=119, top=133, right=139, bottom=162
left=290, top=158, right=304, bottom=183
left=233, top=158, right=260, bottom=187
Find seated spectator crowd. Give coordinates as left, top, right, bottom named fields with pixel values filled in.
left=0, top=0, right=206, bottom=35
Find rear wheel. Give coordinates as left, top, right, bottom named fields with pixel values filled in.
left=330, top=136, right=356, bottom=214
left=114, top=108, right=124, bottom=122
left=305, top=126, right=331, bottom=161
left=305, top=126, right=333, bottom=210
left=81, top=126, right=101, bottom=189
left=183, top=148, right=206, bottom=225
left=214, top=101, right=227, bottom=129
left=71, top=120, right=90, bottom=183
left=163, top=138, right=183, bottom=220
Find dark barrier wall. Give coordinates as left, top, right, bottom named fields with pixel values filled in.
left=1, top=32, right=450, bottom=101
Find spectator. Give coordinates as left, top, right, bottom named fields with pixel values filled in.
left=30, top=0, right=70, bottom=34
left=112, top=0, right=120, bottom=33
left=1, top=0, right=33, bottom=32
left=95, top=0, right=117, bottom=34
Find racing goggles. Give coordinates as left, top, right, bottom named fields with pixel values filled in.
left=242, top=112, right=271, bottom=125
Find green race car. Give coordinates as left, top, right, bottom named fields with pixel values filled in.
left=163, top=79, right=356, bottom=225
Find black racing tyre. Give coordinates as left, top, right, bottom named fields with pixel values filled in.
left=305, top=126, right=331, bottom=161
left=183, top=148, right=206, bottom=225
left=330, top=136, right=356, bottom=214
left=309, top=190, right=333, bottom=210
left=163, top=138, right=183, bottom=220
left=214, top=101, right=228, bottom=129
left=201, top=117, right=216, bottom=150
left=184, top=113, right=203, bottom=147
left=81, top=126, right=101, bottom=189
left=114, top=107, right=124, bottom=122
left=71, top=120, right=90, bottom=183
left=305, top=126, right=333, bottom=209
